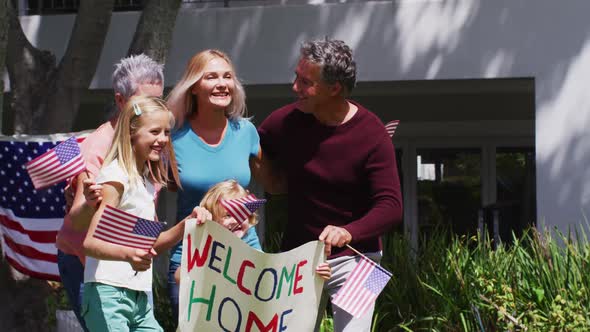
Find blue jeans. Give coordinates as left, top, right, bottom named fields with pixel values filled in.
left=57, top=250, right=89, bottom=332
left=167, top=260, right=180, bottom=326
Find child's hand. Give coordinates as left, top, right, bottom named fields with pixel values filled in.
left=174, top=267, right=181, bottom=285
left=188, top=206, right=213, bottom=225
left=83, top=178, right=103, bottom=209
left=315, top=262, right=331, bottom=281
left=128, top=248, right=156, bottom=272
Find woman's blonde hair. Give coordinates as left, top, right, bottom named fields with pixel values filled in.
left=103, top=95, right=180, bottom=188
left=166, top=49, right=246, bottom=128
left=199, top=180, right=258, bottom=226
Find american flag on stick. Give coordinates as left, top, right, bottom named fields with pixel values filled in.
left=331, top=256, right=393, bottom=318
left=220, top=194, right=266, bottom=224
left=25, top=136, right=86, bottom=190
left=385, top=120, right=400, bottom=138
left=93, top=205, right=164, bottom=251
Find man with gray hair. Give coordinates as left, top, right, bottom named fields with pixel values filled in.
left=257, top=38, right=403, bottom=331
left=55, top=54, right=164, bottom=331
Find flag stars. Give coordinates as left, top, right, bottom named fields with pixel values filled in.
left=41, top=197, right=46, bottom=203
left=35, top=206, right=40, bottom=211
left=50, top=206, right=54, bottom=211
left=54, top=197, right=60, bottom=203
left=20, top=205, right=25, bottom=210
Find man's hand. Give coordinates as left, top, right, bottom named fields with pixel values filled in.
left=318, top=225, right=352, bottom=257
left=83, top=178, right=103, bottom=209
left=128, top=248, right=157, bottom=272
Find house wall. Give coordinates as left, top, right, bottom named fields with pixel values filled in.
left=14, top=0, right=590, bottom=233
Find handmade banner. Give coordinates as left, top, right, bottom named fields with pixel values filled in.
left=178, top=220, right=325, bottom=332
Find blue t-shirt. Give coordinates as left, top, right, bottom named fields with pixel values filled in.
left=170, top=118, right=260, bottom=264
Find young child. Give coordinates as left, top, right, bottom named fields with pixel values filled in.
left=81, top=96, right=193, bottom=331
left=174, top=179, right=331, bottom=283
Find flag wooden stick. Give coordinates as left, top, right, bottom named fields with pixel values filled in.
left=345, top=244, right=393, bottom=277
left=345, top=244, right=380, bottom=264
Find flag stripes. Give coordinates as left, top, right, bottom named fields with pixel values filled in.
left=93, top=205, right=163, bottom=251
left=385, top=120, right=400, bottom=138
left=220, top=194, right=266, bottom=224
left=25, top=136, right=86, bottom=189
left=332, top=256, right=392, bottom=318
left=0, top=133, right=89, bottom=281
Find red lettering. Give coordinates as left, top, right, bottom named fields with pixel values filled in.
left=245, top=311, right=278, bottom=332
left=187, top=234, right=212, bottom=272
left=237, top=260, right=255, bottom=295
left=293, top=259, right=307, bottom=295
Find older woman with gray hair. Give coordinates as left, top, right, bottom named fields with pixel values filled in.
left=56, top=54, right=165, bottom=331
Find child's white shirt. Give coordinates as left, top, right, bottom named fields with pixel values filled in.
left=84, top=159, right=157, bottom=292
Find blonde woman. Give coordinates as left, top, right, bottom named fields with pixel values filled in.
left=166, top=49, right=263, bottom=320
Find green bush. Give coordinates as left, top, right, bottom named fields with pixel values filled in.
left=376, top=227, right=590, bottom=331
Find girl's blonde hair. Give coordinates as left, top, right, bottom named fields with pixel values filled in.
left=200, top=180, right=258, bottom=226
left=103, top=95, right=180, bottom=188
left=166, top=49, right=246, bottom=128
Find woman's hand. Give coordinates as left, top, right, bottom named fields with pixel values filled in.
left=315, top=262, right=332, bottom=281
left=128, top=248, right=157, bottom=272
left=83, top=178, right=103, bottom=209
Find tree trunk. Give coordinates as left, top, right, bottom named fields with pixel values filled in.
left=0, top=0, right=8, bottom=135
left=6, top=0, right=114, bottom=134
left=127, top=0, right=182, bottom=64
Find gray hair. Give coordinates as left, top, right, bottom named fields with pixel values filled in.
left=112, top=54, right=164, bottom=99
left=300, top=38, right=357, bottom=96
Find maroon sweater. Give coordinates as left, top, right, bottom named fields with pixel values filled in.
left=258, top=101, right=403, bottom=258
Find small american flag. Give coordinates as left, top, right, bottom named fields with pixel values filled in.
left=331, top=256, right=392, bottom=318
left=385, top=120, right=400, bottom=138
left=25, top=136, right=86, bottom=190
left=93, top=205, right=164, bottom=251
left=220, top=194, right=266, bottom=224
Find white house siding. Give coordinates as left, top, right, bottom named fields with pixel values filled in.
left=14, top=0, right=590, bottom=234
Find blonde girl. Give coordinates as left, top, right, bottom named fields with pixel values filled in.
left=81, top=96, right=200, bottom=332
left=174, top=180, right=331, bottom=284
